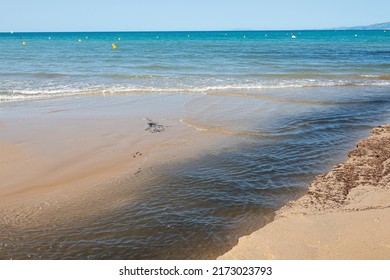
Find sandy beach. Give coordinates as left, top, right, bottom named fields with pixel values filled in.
left=0, top=95, right=223, bottom=226
left=2, top=29, right=390, bottom=258
left=2, top=93, right=390, bottom=259
left=219, top=125, right=390, bottom=260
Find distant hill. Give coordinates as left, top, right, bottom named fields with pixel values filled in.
left=336, top=22, right=390, bottom=30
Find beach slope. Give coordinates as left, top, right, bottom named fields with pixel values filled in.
left=219, top=125, right=390, bottom=260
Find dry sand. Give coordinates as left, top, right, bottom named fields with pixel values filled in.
left=219, top=125, right=390, bottom=260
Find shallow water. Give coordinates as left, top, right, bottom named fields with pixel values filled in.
left=1, top=31, right=390, bottom=259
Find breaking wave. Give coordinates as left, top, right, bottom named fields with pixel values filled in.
left=2, top=76, right=390, bottom=102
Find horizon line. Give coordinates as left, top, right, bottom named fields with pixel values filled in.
left=1, top=28, right=386, bottom=34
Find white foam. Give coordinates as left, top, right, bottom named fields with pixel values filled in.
left=2, top=78, right=390, bottom=103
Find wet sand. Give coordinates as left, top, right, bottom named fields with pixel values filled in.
left=2, top=94, right=390, bottom=259
left=219, top=125, right=390, bottom=259
left=0, top=95, right=223, bottom=225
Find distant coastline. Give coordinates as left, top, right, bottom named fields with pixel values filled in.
left=334, top=21, right=390, bottom=30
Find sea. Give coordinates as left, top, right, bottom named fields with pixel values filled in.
left=1, top=30, right=390, bottom=259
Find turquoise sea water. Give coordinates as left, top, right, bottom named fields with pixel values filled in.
left=1, top=30, right=390, bottom=259
left=1, top=30, right=390, bottom=101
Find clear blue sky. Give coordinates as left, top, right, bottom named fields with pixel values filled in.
left=1, top=0, right=389, bottom=32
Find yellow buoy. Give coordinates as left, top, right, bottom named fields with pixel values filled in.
left=78, top=39, right=82, bottom=42
left=118, top=37, right=121, bottom=41
left=22, top=41, right=26, bottom=45
left=243, top=35, right=247, bottom=39
left=112, top=43, right=117, bottom=49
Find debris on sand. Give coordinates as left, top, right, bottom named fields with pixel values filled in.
left=145, top=118, right=166, bottom=133
left=132, top=151, right=142, bottom=158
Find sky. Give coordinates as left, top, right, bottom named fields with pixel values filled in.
left=1, top=0, right=389, bottom=32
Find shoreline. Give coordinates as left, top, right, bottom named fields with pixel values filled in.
left=0, top=95, right=225, bottom=226
left=2, top=95, right=390, bottom=259
left=219, top=124, right=390, bottom=259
